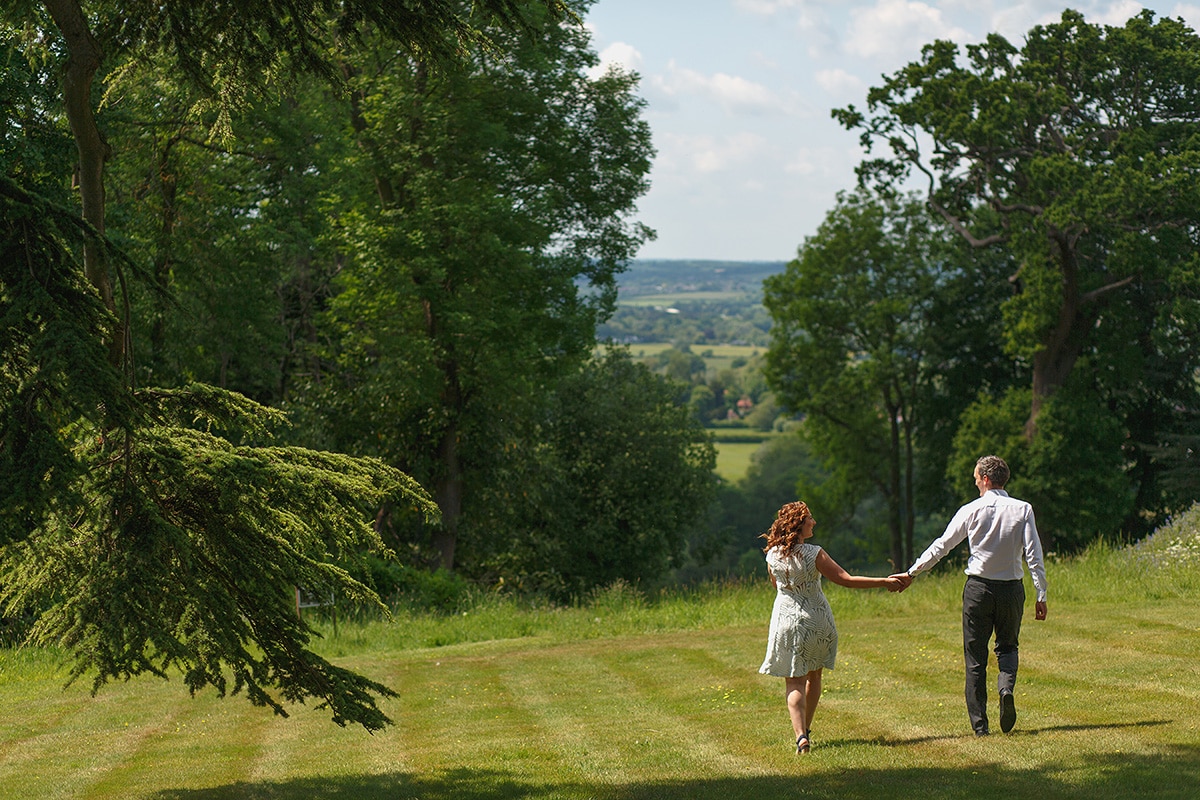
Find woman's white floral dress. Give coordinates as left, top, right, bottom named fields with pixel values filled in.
left=759, top=543, right=838, bottom=677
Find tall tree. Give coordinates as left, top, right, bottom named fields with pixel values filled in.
left=765, top=193, right=922, bottom=569
left=834, top=10, right=1200, bottom=442
left=1, top=175, right=440, bottom=730
left=19, top=0, right=566, bottom=363
left=835, top=10, right=1200, bottom=536
left=765, top=192, right=964, bottom=569
left=303, top=1, right=654, bottom=570
left=1, top=0, right=567, bottom=729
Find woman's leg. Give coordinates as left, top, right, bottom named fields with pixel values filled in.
left=804, top=669, right=823, bottom=733
left=784, top=676, right=808, bottom=740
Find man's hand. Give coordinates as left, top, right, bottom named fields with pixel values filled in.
left=1035, top=600, right=1048, bottom=620
left=887, top=572, right=913, bottom=592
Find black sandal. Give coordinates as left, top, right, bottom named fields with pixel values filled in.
left=796, top=732, right=811, bottom=754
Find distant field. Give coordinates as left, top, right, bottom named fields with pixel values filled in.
left=618, top=291, right=749, bottom=306
left=713, top=440, right=763, bottom=483
left=622, top=342, right=764, bottom=362
left=595, top=344, right=774, bottom=483
left=710, top=428, right=776, bottom=483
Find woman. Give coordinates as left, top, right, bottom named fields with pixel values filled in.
left=759, top=501, right=901, bottom=753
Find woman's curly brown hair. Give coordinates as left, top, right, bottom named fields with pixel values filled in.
left=760, top=500, right=811, bottom=554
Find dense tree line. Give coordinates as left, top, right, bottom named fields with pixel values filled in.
left=765, top=10, right=1200, bottom=567
left=1, top=0, right=714, bottom=728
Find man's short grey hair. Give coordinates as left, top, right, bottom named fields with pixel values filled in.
left=976, top=455, right=1010, bottom=487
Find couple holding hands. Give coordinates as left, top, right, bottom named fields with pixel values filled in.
left=759, top=455, right=1049, bottom=754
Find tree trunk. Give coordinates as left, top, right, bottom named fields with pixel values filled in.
left=44, top=0, right=121, bottom=365
left=427, top=295, right=463, bottom=572
left=431, top=419, right=462, bottom=571
left=150, top=135, right=180, bottom=372
left=901, top=393, right=916, bottom=567
left=340, top=60, right=397, bottom=207
left=886, top=398, right=904, bottom=571
left=1025, top=232, right=1086, bottom=441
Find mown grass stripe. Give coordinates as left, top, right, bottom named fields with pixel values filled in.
left=1, top=542, right=1198, bottom=799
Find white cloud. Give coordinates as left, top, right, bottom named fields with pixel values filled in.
left=651, top=61, right=785, bottom=115
left=588, top=41, right=644, bottom=80
left=784, top=146, right=851, bottom=177
left=846, top=0, right=974, bottom=60
left=734, top=0, right=809, bottom=13
left=656, top=131, right=770, bottom=175
left=1170, top=3, right=1200, bottom=26
left=1093, top=0, right=1151, bottom=25
left=814, top=68, right=867, bottom=95
left=987, top=4, right=1060, bottom=42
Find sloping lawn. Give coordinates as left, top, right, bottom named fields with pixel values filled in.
left=2, top=525, right=1199, bottom=799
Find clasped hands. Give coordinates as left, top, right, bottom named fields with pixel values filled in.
left=885, top=572, right=913, bottom=592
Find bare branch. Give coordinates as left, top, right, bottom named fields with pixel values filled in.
left=990, top=198, right=1044, bottom=215
left=1080, top=275, right=1135, bottom=304
left=928, top=198, right=1007, bottom=248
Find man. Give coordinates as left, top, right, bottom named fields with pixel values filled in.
left=892, top=455, right=1047, bottom=736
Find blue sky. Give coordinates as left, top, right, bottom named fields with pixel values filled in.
left=583, top=0, right=1200, bottom=261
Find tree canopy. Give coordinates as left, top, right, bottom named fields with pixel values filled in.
left=764, top=191, right=1001, bottom=568
left=834, top=9, right=1200, bottom=542
left=1, top=0, right=676, bottom=732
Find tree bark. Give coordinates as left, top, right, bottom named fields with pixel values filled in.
left=1025, top=231, right=1090, bottom=440
left=431, top=418, right=462, bottom=571
left=886, top=397, right=904, bottom=571
left=43, top=0, right=122, bottom=365
left=150, top=135, right=180, bottom=371
left=424, top=291, right=463, bottom=572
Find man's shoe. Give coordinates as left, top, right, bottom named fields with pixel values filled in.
left=1000, top=692, right=1017, bottom=733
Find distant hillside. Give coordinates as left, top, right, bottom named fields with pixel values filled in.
left=598, top=259, right=786, bottom=346
left=616, top=259, right=787, bottom=300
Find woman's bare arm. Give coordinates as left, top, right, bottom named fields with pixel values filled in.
left=816, top=549, right=901, bottom=589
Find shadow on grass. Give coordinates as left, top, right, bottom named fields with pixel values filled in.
left=830, top=719, right=1174, bottom=748
left=150, top=742, right=1200, bottom=800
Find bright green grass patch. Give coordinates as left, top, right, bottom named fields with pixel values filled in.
left=713, top=440, right=763, bottom=483
left=710, top=429, right=776, bottom=482
left=3, top=515, right=1199, bottom=800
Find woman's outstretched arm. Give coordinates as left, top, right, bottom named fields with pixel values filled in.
left=816, top=549, right=902, bottom=590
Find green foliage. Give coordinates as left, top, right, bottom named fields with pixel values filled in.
left=1, top=382, right=438, bottom=732
left=46, top=0, right=569, bottom=139
left=475, top=350, right=717, bottom=598
left=837, top=9, right=1200, bottom=537
left=0, top=383, right=441, bottom=734
left=765, top=191, right=953, bottom=567
left=0, top=31, right=73, bottom=199
left=292, top=3, right=655, bottom=568
left=684, top=433, right=843, bottom=581
left=598, top=300, right=774, bottom=347
left=0, top=179, right=436, bottom=732
left=4, top=0, right=680, bottom=736
left=640, top=345, right=774, bottom=425
left=364, top=559, right=474, bottom=613
left=947, top=388, right=1032, bottom=504
left=949, top=382, right=1136, bottom=552
left=0, top=176, right=133, bottom=542
left=1019, top=383, right=1135, bottom=551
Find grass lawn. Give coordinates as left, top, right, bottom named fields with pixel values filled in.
left=2, top=535, right=1199, bottom=799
